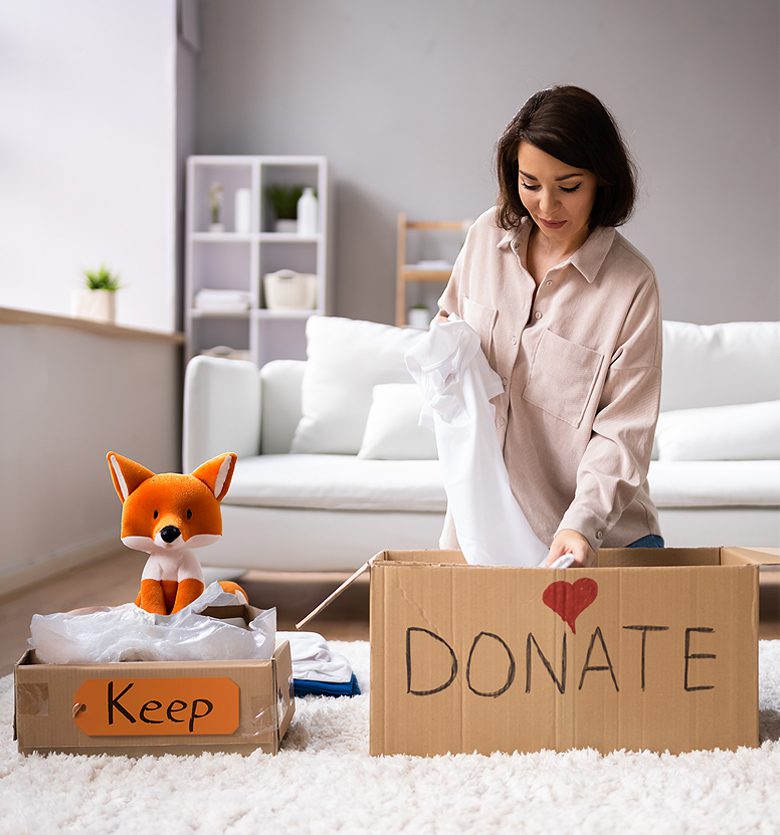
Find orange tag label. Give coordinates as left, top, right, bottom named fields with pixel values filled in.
left=73, top=677, right=239, bottom=736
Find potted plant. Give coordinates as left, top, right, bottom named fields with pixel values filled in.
left=266, top=184, right=304, bottom=233
left=71, top=264, right=122, bottom=323
left=408, top=303, right=432, bottom=329
left=209, top=183, right=224, bottom=232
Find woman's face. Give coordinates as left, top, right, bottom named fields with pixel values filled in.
left=516, top=141, right=598, bottom=249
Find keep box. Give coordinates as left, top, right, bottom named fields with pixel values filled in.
left=14, top=603, right=295, bottom=756
left=301, top=546, right=780, bottom=756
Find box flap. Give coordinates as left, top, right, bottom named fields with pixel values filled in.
left=295, top=553, right=381, bottom=629
left=382, top=550, right=469, bottom=566
left=720, top=546, right=780, bottom=567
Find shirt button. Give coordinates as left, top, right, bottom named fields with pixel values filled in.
left=545, top=280, right=552, bottom=286
left=511, top=336, right=518, bottom=346
left=496, top=417, right=506, bottom=427
left=501, top=376, right=508, bottom=388
left=596, top=530, right=603, bottom=539
left=534, top=311, right=542, bottom=320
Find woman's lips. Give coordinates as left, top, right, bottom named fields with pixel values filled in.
left=539, top=217, right=567, bottom=229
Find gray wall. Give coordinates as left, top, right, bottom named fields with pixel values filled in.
left=195, top=0, right=780, bottom=325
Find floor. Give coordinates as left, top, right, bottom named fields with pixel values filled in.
left=2, top=550, right=778, bottom=677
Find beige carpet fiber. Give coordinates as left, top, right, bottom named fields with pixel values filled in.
left=1, top=640, right=780, bottom=834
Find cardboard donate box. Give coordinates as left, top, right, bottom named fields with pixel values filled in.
left=14, top=604, right=295, bottom=756
left=304, top=546, right=779, bottom=756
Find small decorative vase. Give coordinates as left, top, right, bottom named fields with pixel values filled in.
left=71, top=288, right=116, bottom=323
left=408, top=307, right=431, bottom=329
left=275, top=219, right=298, bottom=234
left=209, top=222, right=224, bottom=233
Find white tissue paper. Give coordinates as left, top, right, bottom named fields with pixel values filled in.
left=405, top=314, right=550, bottom=567
left=28, top=581, right=277, bottom=664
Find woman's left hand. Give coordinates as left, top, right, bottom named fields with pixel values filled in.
left=544, top=529, right=597, bottom=567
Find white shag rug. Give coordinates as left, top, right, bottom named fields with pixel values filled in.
left=2, top=641, right=780, bottom=835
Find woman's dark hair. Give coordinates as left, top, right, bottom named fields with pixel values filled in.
left=495, top=85, right=637, bottom=230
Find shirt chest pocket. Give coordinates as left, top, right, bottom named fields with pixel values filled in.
left=463, top=296, right=497, bottom=357
left=522, top=328, right=605, bottom=428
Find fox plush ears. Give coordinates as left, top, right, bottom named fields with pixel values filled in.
left=190, top=453, right=237, bottom=501
left=107, top=452, right=238, bottom=502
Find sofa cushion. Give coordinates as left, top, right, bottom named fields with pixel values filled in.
left=654, top=400, right=780, bottom=461
left=290, top=316, right=423, bottom=455
left=358, top=384, right=438, bottom=460
left=226, top=457, right=780, bottom=513
left=648, top=460, right=780, bottom=506
left=661, top=321, right=780, bottom=412
left=225, top=454, right=446, bottom=512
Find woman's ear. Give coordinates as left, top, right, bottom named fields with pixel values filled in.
left=191, top=452, right=237, bottom=501
left=106, top=451, right=155, bottom=503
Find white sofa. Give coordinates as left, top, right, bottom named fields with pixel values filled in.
left=183, top=319, right=780, bottom=572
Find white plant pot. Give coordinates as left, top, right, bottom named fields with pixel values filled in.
left=408, top=308, right=432, bottom=329
left=209, top=222, right=224, bottom=233
left=263, top=270, right=318, bottom=310
left=275, top=219, right=298, bottom=234
left=71, top=288, right=116, bottom=323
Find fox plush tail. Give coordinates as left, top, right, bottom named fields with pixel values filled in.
left=218, top=580, right=249, bottom=603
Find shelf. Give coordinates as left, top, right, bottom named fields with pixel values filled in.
left=400, top=267, right=452, bottom=282
left=258, top=233, right=322, bottom=243
left=186, top=154, right=330, bottom=367
left=189, top=308, right=251, bottom=319
left=190, top=232, right=322, bottom=243
left=191, top=233, right=253, bottom=243
left=253, top=308, right=322, bottom=320
left=396, top=212, right=470, bottom=326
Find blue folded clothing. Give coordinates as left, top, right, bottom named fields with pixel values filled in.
left=293, top=673, right=361, bottom=698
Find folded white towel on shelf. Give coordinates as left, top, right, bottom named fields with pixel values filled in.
left=276, top=630, right=355, bottom=683
left=195, top=289, right=252, bottom=309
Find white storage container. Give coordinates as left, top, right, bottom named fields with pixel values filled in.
left=263, top=270, right=318, bottom=310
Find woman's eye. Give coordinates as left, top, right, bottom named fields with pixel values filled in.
left=520, top=182, right=540, bottom=191
left=560, top=184, right=581, bottom=193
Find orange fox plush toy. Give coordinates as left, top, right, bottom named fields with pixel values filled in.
left=107, top=451, right=247, bottom=615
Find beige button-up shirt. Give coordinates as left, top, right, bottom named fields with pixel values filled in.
left=436, top=207, right=663, bottom=554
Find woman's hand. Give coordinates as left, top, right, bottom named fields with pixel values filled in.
left=544, top=529, right=597, bottom=567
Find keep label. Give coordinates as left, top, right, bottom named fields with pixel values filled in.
left=73, top=677, right=239, bottom=736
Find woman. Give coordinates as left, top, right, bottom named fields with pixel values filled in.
left=436, top=85, right=664, bottom=567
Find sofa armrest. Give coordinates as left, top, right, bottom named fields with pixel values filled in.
left=183, top=356, right=261, bottom=471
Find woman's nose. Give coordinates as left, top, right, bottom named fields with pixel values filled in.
left=539, top=189, right=559, bottom=214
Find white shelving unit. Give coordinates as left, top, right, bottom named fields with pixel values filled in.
left=185, top=155, right=330, bottom=366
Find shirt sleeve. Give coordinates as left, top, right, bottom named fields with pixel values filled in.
left=555, top=271, right=663, bottom=552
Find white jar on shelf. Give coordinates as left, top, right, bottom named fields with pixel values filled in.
left=297, top=187, right=318, bottom=235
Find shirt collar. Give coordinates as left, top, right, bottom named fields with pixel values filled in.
left=497, top=216, right=616, bottom=284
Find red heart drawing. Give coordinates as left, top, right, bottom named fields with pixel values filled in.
left=542, top=578, right=598, bottom=634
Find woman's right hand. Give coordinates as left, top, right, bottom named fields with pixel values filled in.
left=544, top=529, right=596, bottom=567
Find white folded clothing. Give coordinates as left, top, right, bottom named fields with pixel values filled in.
left=195, top=289, right=252, bottom=309
left=276, top=630, right=354, bottom=683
